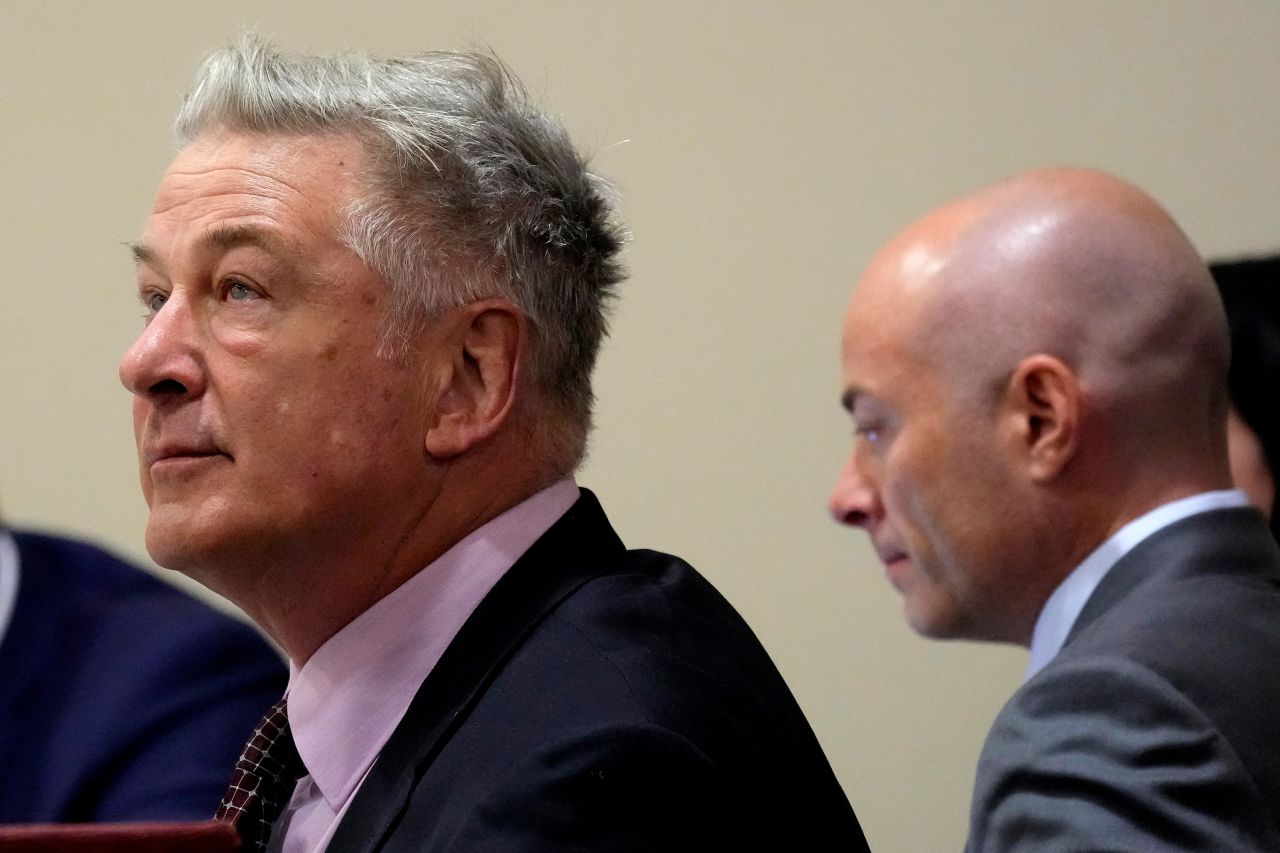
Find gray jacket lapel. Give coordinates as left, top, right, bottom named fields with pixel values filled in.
left=1065, top=507, right=1279, bottom=649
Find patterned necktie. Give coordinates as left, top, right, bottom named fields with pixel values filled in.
left=215, top=698, right=306, bottom=852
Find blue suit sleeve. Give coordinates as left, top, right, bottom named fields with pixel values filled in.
left=55, top=595, right=286, bottom=821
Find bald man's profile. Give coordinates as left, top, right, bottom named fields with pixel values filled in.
left=831, top=168, right=1280, bottom=850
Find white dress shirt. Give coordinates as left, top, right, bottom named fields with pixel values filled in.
left=1025, top=489, right=1251, bottom=682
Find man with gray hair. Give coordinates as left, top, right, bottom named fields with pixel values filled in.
left=830, top=168, right=1280, bottom=850
left=121, top=37, right=868, bottom=852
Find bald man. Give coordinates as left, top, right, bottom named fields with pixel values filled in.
left=831, top=169, right=1280, bottom=850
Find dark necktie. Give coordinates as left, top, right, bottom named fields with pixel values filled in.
left=215, top=698, right=306, bottom=852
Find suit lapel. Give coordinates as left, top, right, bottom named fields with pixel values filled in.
left=328, top=489, right=625, bottom=853
left=1064, top=507, right=1280, bottom=648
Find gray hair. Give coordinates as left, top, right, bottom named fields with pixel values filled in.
left=174, top=35, right=625, bottom=472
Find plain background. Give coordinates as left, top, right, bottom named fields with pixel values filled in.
left=3, top=2, right=1278, bottom=849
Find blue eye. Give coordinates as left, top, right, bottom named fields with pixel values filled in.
left=143, top=291, right=168, bottom=314
left=227, top=281, right=257, bottom=301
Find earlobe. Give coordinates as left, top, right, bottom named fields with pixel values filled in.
left=1008, top=354, right=1080, bottom=483
left=424, top=300, right=525, bottom=459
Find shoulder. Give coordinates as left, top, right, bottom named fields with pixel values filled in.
left=1068, top=565, right=1280, bottom=750
left=383, top=548, right=866, bottom=850
left=985, top=654, right=1232, bottom=770
left=550, top=548, right=756, bottom=650
left=12, top=529, right=271, bottom=651
left=968, top=536, right=1280, bottom=852
left=527, top=549, right=797, bottom=728
left=8, top=529, right=283, bottom=712
left=1, top=531, right=285, bottom=821
left=970, top=651, right=1280, bottom=852
left=12, top=529, right=151, bottom=598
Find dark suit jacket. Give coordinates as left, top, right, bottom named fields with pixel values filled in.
left=0, top=530, right=287, bottom=823
left=327, top=490, right=869, bottom=852
left=968, top=508, right=1280, bottom=851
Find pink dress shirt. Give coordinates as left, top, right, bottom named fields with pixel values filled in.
left=272, top=479, right=580, bottom=853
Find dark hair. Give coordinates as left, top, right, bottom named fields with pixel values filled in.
left=1211, top=254, right=1280, bottom=536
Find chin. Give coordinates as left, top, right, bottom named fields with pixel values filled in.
left=144, top=508, right=253, bottom=584
left=904, top=599, right=968, bottom=641
left=145, top=523, right=214, bottom=577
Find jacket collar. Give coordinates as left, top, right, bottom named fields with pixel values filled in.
left=1064, top=506, right=1280, bottom=650
left=328, top=488, right=624, bottom=853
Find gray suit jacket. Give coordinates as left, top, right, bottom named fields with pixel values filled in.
left=967, top=508, right=1280, bottom=852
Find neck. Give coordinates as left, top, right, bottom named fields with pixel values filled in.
left=223, top=466, right=556, bottom=665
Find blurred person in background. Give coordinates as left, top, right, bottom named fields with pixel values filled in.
left=0, top=512, right=286, bottom=822
left=1213, top=253, right=1280, bottom=537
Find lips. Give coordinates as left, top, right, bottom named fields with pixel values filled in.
left=877, top=548, right=908, bottom=566
left=878, top=548, right=912, bottom=594
left=143, top=441, right=228, bottom=467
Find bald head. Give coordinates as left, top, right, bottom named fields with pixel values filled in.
left=832, top=168, right=1232, bottom=644
left=854, top=168, right=1228, bottom=476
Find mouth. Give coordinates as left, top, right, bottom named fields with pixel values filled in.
left=877, top=547, right=911, bottom=592
left=144, top=442, right=229, bottom=468
left=877, top=548, right=908, bottom=567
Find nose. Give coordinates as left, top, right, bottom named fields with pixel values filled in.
left=829, top=452, right=881, bottom=529
left=119, top=296, right=206, bottom=404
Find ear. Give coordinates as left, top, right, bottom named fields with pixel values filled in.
left=1004, top=354, right=1080, bottom=483
left=424, top=299, right=526, bottom=459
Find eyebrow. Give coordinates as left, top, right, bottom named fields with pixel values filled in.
left=127, top=240, right=156, bottom=267
left=128, top=223, right=296, bottom=273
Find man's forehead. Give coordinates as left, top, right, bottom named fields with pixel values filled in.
left=854, top=227, right=959, bottom=308
left=842, top=276, right=923, bottom=362
left=151, top=131, right=366, bottom=214
left=137, top=131, right=366, bottom=262
left=130, top=222, right=300, bottom=272
left=167, top=128, right=367, bottom=171
left=839, top=309, right=899, bottom=410
left=840, top=271, right=945, bottom=413
left=842, top=210, right=981, bottom=368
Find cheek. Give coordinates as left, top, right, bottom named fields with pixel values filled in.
left=889, top=445, right=987, bottom=565
left=131, top=399, right=155, bottom=502
left=305, top=373, right=423, bottom=460
left=209, top=312, right=273, bottom=356
left=883, top=444, right=943, bottom=532
left=131, top=397, right=148, bottom=440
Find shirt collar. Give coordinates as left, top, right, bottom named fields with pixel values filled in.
left=1025, top=489, right=1250, bottom=681
left=0, top=532, right=19, bottom=651
left=286, top=479, right=579, bottom=811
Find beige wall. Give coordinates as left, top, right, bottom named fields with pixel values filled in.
left=2, top=2, right=1278, bottom=849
